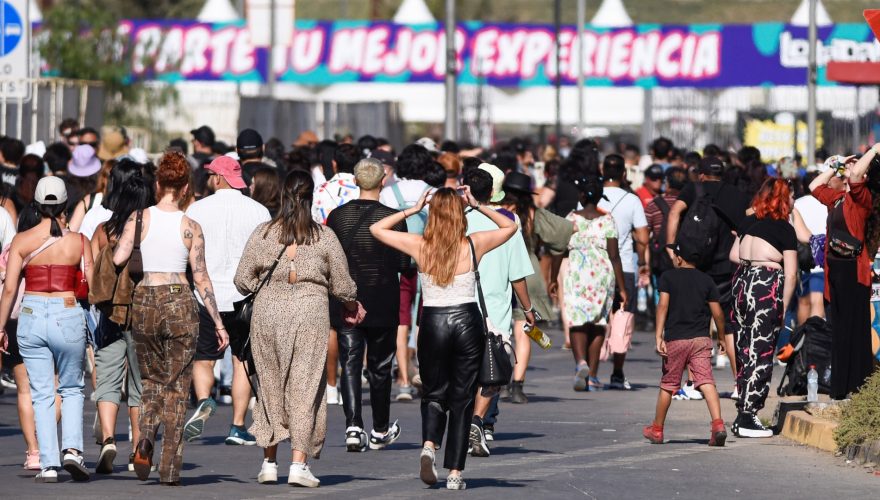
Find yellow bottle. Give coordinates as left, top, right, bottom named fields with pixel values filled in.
left=524, top=323, right=552, bottom=350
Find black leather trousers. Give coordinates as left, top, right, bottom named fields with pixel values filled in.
left=338, top=325, right=397, bottom=432
left=418, top=303, right=484, bottom=471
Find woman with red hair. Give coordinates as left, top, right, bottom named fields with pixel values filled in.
left=728, top=178, right=798, bottom=438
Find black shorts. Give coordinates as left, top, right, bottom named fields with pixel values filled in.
left=195, top=304, right=226, bottom=361
left=613, top=272, right=637, bottom=314
left=1, top=319, right=23, bottom=366
left=713, top=277, right=736, bottom=335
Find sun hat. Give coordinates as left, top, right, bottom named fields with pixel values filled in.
left=69, top=144, right=102, bottom=177
left=478, top=163, right=506, bottom=203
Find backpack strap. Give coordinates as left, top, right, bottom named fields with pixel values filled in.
left=391, top=183, right=406, bottom=209
left=653, top=195, right=670, bottom=217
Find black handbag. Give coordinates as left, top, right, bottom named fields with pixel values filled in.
left=228, top=245, right=287, bottom=375
left=467, top=236, right=514, bottom=388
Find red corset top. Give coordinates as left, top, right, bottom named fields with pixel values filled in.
left=24, top=265, right=78, bottom=293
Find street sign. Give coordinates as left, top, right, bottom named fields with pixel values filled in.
left=0, top=0, right=30, bottom=101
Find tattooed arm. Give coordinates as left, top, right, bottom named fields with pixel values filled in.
left=112, top=212, right=138, bottom=266
left=184, top=216, right=229, bottom=351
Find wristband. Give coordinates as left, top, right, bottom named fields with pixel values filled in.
left=521, top=305, right=535, bottom=314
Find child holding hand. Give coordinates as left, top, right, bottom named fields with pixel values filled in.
left=643, top=241, right=727, bottom=446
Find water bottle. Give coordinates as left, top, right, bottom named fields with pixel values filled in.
left=636, top=287, right=648, bottom=313
left=807, top=365, right=819, bottom=402
left=524, top=323, right=552, bottom=350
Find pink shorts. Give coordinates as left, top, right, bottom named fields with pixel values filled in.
left=660, top=337, right=715, bottom=392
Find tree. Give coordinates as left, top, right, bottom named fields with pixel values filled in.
left=38, top=1, right=176, bottom=133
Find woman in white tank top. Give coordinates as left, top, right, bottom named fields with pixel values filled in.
left=371, top=185, right=516, bottom=490
left=112, top=151, right=227, bottom=485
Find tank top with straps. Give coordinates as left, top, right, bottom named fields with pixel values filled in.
left=419, top=242, right=477, bottom=307
left=140, top=206, right=189, bottom=273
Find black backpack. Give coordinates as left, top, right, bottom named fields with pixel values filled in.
left=650, top=195, right=674, bottom=275
left=676, top=183, right=722, bottom=271
left=776, top=316, right=833, bottom=396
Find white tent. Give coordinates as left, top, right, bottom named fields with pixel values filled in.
left=197, top=0, right=241, bottom=23
left=790, top=0, right=833, bottom=27
left=29, top=0, right=41, bottom=22
left=591, top=0, right=633, bottom=28
left=393, top=0, right=435, bottom=24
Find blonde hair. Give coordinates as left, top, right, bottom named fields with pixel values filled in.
left=354, top=158, right=385, bottom=190
left=420, top=188, right=467, bottom=287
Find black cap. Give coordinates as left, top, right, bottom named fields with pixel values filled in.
left=698, top=156, right=724, bottom=176
left=190, top=125, right=215, bottom=147
left=371, top=149, right=396, bottom=169
left=236, top=128, right=263, bottom=151
left=503, top=171, right=536, bottom=195
left=644, top=164, right=665, bottom=180
left=672, top=239, right=703, bottom=264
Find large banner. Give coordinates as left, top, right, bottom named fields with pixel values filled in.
left=120, top=20, right=880, bottom=87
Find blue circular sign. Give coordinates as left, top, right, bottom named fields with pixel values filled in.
left=1, top=2, right=24, bottom=57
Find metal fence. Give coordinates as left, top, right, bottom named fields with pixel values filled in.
left=0, top=79, right=105, bottom=144
left=238, top=97, right=404, bottom=148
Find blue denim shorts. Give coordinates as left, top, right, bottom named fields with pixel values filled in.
left=800, top=271, right=825, bottom=295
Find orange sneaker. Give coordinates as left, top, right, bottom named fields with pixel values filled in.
left=642, top=424, right=664, bottom=444
left=709, top=419, right=727, bottom=447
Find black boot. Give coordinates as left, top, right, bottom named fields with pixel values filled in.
left=509, top=380, right=528, bottom=404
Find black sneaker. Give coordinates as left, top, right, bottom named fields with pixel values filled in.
left=96, top=437, right=117, bottom=474
left=732, top=412, right=773, bottom=438
left=345, top=426, right=367, bottom=452
left=469, top=418, right=489, bottom=458
left=369, top=420, right=401, bottom=450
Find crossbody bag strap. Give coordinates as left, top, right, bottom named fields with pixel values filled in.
left=254, top=245, right=288, bottom=295
left=341, top=204, right=380, bottom=252
left=23, top=236, right=63, bottom=267
left=391, top=183, right=406, bottom=209
left=128, top=210, right=145, bottom=284
left=466, top=236, right=489, bottom=335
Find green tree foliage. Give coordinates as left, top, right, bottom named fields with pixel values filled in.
left=39, top=1, right=177, bottom=130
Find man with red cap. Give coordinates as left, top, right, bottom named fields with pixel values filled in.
left=182, top=155, right=271, bottom=445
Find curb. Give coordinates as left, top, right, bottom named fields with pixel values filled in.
left=845, top=440, right=880, bottom=467
left=781, top=410, right=838, bottom=452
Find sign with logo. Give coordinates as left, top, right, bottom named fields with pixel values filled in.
left=0, top=0, right=30, bottom=100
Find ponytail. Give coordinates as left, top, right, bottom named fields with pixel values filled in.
left=34, top=200, right=67, bottom=237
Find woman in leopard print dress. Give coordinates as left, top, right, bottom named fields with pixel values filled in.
left=234, top=171, right=361, bottom=488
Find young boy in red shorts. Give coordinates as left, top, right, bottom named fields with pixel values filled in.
left=643, top=241, right=727, bottom=446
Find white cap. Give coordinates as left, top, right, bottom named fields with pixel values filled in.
left=127, top=147, right=150, bottom=164
left=415, top=137, right=438, bottom=153
left=25, top=141, right=46, bottom=157
left=478, top=162, right=506, bottom=203
left=35, top=176, right=68, bottom=205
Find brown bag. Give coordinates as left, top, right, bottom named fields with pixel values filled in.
left=89, top=214, right=142, bottom=327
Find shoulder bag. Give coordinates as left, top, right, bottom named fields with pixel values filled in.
left=74, top=234, right=89, bottom=300
left=467, top=236, right=514, bottom=388
left=229, top=244, right=287, bottom=372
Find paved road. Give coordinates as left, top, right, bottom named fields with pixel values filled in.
left=0, top=327, right=876, bottom=499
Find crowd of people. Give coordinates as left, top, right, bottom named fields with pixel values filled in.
left=0, top=121, right=877, bottom=489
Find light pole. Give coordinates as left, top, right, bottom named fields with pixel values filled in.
left=444, top=0, right=457, bottom=140
left=577, top=0, right=586, bottom=136
left=806, top=0, right=817, bottom=165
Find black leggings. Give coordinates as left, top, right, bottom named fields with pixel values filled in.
left=338, top=325, right=397, bottom=433
left=827, top=258, right=873, bottom=400
left=418, top=303, right=484, bottom=471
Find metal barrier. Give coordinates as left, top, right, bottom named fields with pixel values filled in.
left=0, top=78, right=105, bottom=143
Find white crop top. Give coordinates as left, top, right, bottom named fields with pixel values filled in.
left=419, top=244, right=477, bottom=307
left=140, top=206, right=189, bottom=273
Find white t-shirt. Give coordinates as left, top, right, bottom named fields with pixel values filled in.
left=380, top=178, right=432, bottom=211
left=186, top=189, right=272, bottom=311
left=79, top=204, right=113, bottom=240
left=0, top=206, right=15, bottom=251
left=598, top=186, right=647, bottom=274
left=794, top=195, right=827, bottom=273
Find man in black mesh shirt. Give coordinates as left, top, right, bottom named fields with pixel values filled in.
left=326, top=157, right=410, bottom=452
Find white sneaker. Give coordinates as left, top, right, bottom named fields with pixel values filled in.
left=35, top=467, right=58, bottom=483
left=419, top=446, right=438, bottom=485
left=731, top=386, right=740, bottom=400
left=326, top=385, right=341, bottom=405
left=447, top=474, right=467, bottom=490
left=683, top=382, right=704, bottom=400
left=288, top=462, right=320, bottom=487
left=715, top=354, right=729, bottom=368
left=257, top=459, right=278, bottom=484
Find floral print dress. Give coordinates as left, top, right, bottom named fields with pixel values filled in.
left=563, top=213, right=618, bottom=327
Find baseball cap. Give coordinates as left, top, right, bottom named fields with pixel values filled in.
left=206, top=156, right=247, bottom=189
left=371, top=149, right=396, bottom=169
left=236, top=128, right=263, bottom=151
left=698, top=156, right=724, bottom=176
left=672, top=239, right=702, bottom=264
left=35, top=176, right=68, bottom=205
left=97, top=126, right=129, bottom=161
left=190, top=125, right=216, bottom=147
left=478, top=163, right=506, bottom=203
left=644, top=164, right=665, bottom=180
left=415, top=137, right=438, bottom=153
